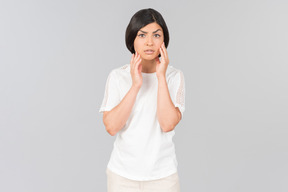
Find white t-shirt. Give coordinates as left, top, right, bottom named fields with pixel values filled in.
left=99, top=63, right=185, bottom=181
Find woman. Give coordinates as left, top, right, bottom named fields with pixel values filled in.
left=99, top=8, right=185, bottom=192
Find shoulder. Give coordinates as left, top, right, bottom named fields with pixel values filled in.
left=112, top=64, right=130, bottom=75
left=108, top=64, right=130, bottom=77
left=166, top=65, right=184, bottom=82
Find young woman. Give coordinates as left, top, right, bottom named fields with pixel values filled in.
left=99, top=8, right=185, bottom=192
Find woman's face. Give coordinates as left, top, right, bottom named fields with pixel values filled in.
left=134, top=22, right=164, bottom=60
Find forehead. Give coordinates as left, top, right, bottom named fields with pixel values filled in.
left=139, top=22, right=163, bottom=32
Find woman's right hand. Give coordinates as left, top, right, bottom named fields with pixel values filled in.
left=130, top=51, right=143, bottom=89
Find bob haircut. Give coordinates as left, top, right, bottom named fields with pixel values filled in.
left=125, top=8, right=170, bottom=57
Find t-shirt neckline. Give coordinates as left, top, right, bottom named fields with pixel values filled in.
left=141, top=71, right=156, bottom=75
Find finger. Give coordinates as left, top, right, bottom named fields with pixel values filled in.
left=132, top=52, right=139, bottom=69
left=155, top=56, right=160, bottom=65
left=135, top=58, right=142, bottom=73
left=135, top=51, right=140, bottom=63
left=130, top=53, right=134, bottom=64
left=138, top=63, right=142, bottom=75
left=161, top=44, right=167, bottom=59
left=136, top=51, right=141, bottom=59
left=160, top=48, right=166, bottom=63
left=135, top=52, right=141, bottom=62
left=162, top=42, right=166, bottom=50
left=135, top=54, right=141, bottom=67
left=134, top=52, right=137, bottom=62
left=136, top=58, right=142, bottom=68
left=130, top=53, right=135, bottom=70
left=159, top=46, right=164, bottom=58
left=162, top=48, right=167, bottom=61
left=134, top=53, right=141, bottom=66
left=136, top=51, right=142, bottom=59
left=162, top=43, right=167, bottom=57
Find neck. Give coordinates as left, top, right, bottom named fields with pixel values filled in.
left=140, top=58, right=156, bottom=73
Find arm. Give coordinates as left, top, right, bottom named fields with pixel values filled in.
left=102, top=52, right=143, bottom=136
left=157, top=75, right=181, bottom=132
left=103, top=85, right=140, bottom=136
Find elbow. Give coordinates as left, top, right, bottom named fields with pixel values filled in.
left=158, top=108, right=181, bottom=133
left=106, top=127, right=117, bottom=136
left=104, top=121, right=117, bottom=136
left=159, top=118, right=180, bottom=133
left=103, top=112, right=117, bottom=136
left=160, top=123, right=176, bottom=133
left=162, top=128, right=174, bottom=133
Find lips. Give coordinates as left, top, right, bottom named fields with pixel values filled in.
left=144, top=49, right=155, bottom=54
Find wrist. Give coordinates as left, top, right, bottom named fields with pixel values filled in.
left=131, top=84, right=141, bottom=92
left=156, top=74, right=166, bottom=81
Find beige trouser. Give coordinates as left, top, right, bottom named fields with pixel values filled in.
left=106, top=168, right=181, bottom=192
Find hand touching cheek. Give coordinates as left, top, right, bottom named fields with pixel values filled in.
left=156, top=42, right=169, bottom=78
left=130, top=51, right=143, bottom=89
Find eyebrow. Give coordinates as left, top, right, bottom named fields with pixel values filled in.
left=139, top=29, right=162, bottom=34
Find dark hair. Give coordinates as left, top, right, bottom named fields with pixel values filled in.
left=125, top=8, right=169, bottom=57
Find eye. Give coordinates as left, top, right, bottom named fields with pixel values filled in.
left=138, top=34, right=145, bottom=37
left=154, top=34, right=161, bottom=38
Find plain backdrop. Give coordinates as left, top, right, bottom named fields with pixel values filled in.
left=1, top=0, right=288, bottom=192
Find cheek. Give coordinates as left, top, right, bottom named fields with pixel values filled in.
left=133, top=40, right=142, bottom=51
left=156, top=44, right=162, bottom=52
left=156, top=40, right=164, bottom=48
left=133, top=38, right=139, bottom=47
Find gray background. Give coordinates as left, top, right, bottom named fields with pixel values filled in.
left=1, top=0, right=287, bottom=191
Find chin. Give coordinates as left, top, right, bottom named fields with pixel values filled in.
left=142, top=56, right=157, bottom=61
left=142, top=54, right=158, bottom=60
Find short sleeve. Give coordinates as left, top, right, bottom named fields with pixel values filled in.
left=99, top=70, right=121, bottom=114
left=170, top=70, right=185, bottom=118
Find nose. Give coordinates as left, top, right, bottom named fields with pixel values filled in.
left=146, top=36, right=153, bottom=46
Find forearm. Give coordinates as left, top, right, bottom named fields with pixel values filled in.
left=104, top=85, right=140, bottom=136
left=157, top=75, right=180, bottom=132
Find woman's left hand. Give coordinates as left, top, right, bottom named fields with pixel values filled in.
left=155, top=42, right=169, bottom=78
